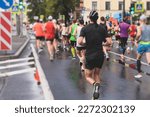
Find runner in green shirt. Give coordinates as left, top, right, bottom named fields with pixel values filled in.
left=69, top=20, right=78, bottom=59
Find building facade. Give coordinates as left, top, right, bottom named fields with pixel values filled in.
left=82, top=0, right=150, bottom=22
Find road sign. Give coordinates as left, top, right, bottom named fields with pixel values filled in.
left=135, top=2, right=144, bottom=13
left=0, top=0, right=13, bottom=10
left=12, top=4, right=19, bottom=13
left=0, top=12, right=12, bottom=51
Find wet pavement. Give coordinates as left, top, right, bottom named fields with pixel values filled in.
left=0, top=38, right=150, bottom=100
left=0, top=41, right=44, bottom=100
left=39, top=42, right=150, bottom=100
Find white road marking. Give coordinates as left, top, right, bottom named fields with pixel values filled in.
left=109, top=51, right=149, bottom=66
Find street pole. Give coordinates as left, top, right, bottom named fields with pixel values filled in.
left=16, top=14, right=20, bottom=35
left=19, top=11, right=23, bottom=37
left=123, top=0, right=125, bottom=19
left=131, top=0, right=133, bottom=24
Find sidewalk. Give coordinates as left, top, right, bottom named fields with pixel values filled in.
left=0, top=33, right=45, bottom=100
left=0, top=35, right=29, bottom=60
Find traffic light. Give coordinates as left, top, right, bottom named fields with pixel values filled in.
left=106, top=15, right=109, bottom=20
left=19, top=0, right=23, bottom=10
left=129, top=3, right=135, bottom=15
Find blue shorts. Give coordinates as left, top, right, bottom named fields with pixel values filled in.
left=137, top=44, right=150, bottom=54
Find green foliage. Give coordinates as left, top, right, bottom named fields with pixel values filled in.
left=26, top=0, right=80, bottom=23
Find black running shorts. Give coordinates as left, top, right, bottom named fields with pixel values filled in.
left=36, top=36, right=43, bottom=40
left=46, top=39, right=54, bottom=43
left=76, top=46, right=86, bottom=51
left=40, top=36, right=45, bottom=41
left=85, top=53, right=104, bottom=70
left=70, top=41, right=76, bottom=47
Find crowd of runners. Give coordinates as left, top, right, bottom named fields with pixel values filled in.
left=32, top=11, right=150, bottom=99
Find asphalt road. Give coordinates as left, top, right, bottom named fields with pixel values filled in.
left=39, top=41, right=150, bottom=100
left=0, top=39, right=150, bottom=100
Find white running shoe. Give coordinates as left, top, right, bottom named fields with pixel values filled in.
left=130, top=47, right=133, bottom=51
left=127, top=47, right=130, bottom=54
left=116, top=45, right=119, bottom=49
left=49, top=55, right=54, bottom=61
left=38, top=49, right=43, bottom=54
left=134, top=74, right=142, bottom=79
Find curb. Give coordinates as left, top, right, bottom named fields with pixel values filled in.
left=0, top=36, right=30, bottom=60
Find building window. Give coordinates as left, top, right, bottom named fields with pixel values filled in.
left=105, top=2, right=110, bottom=10
left=92, top=1, right=97, bottom=10
left=119, top=1, right=123, bottom=10
left=147, top=2, right=150, bottom=10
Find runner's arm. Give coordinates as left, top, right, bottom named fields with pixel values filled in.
left=103, top=27, right=112, bottom=46
left=135, top=26, right=142, bottom=42
left=103, top=37, right=112, bottom=46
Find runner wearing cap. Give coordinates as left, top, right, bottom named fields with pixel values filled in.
left=44, top=16, right=56, bottom=61
left=78, top=11, right=111, bottom=99
left=33, top=18, right=45, bottom=53
left=135, top=15, right=150, bottom=78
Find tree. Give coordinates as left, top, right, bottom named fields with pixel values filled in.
left=26, top=0, right=80, bottom=23
left=26, top=0, right=47, bottom=22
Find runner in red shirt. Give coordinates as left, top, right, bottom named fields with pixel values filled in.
left=129, top=22, right=137, bottom=50
left=44, top=16, right=56, bottom=61
left=33, top=19, right=45, bottom=53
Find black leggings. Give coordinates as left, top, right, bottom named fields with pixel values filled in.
left=119, top=37, right=128, bottom=55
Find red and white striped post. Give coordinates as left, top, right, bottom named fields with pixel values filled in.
left=0, top=12, right=12, bottom=51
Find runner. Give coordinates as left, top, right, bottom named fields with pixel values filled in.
left=53, top=19, right=60, bottom=53
left=44, top=16, right=56, bottom=61
left=119, top=18, right=130, bottom=61
left=39, top=19, right=45, bottom=49
left=61, top=23, right=68, bottom=51
left=69, top=19, right=78, bottom=59
left=114, top=22, right=120, bottom=49
left=75, top=18, right=85, bottom=71
left=78, top=11, right=111, bottom=99
left=100, top=16, right=111, bottom=61
left=33, top=18, right=45, bottom=53
left=134, top=15, right=150, bottom=78
left=129, top=21, right=137, bottom=50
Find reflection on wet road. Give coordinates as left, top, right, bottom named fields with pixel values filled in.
left=39, top=47, right=150, bottom=100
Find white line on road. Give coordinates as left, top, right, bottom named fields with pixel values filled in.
left=0, top=62, right=35, bottom=70
left=0, top=68, right=36, bottom=78
left=109, top=51, right=149, bottom=66
left=0, top=57, right=34, bottom=65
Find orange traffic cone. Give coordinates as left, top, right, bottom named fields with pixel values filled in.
left=34, top=69, right=41, bottom=85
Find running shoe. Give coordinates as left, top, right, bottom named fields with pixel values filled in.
left=93, top=83, right=100, bottom=99
left=72, top=57, right=76, bottom=60
left=127, top=47, right=130, bottom=54
left=130, top=47, right=133, bottom=51
left=81, top=66, right=85, bottom=72
left=66, top=47, right=69, bottom=51
left=106, top=54, right=109, bottom=61
left=134, top=74, right=142, bottom=79
left=49, top=55, right=54, bottom=61
left=55, top=49, right=59, bottom=54
left=38, top=48, right=43, bottom=54
left=116, top=45, right=119, bottom=49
